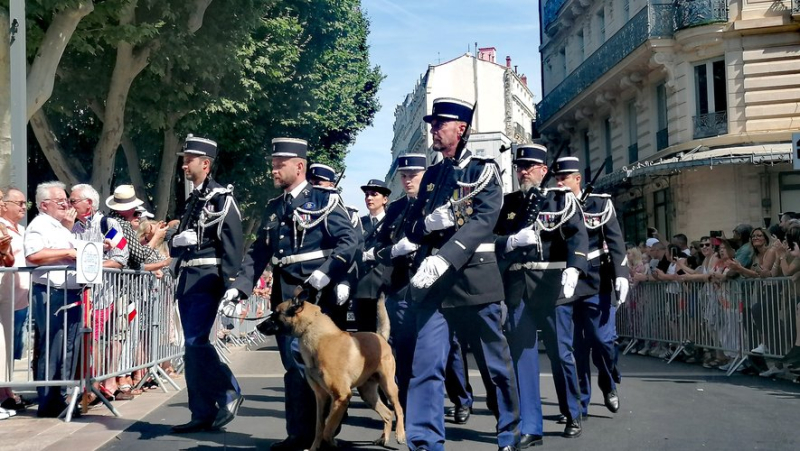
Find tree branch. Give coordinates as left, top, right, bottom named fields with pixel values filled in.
left=30, top=109, right=87, bottom=185
left=27, top=2, right=95, bottom=120
left=187, top=0, right=215, bottom=34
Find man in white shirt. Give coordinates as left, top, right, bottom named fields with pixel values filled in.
left=24, top=181, right=82, bottom=418
left=0, top=187, right=30, bottom=361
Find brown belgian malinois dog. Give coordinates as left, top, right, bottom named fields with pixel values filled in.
left=257, top=287, right=406, bottom=450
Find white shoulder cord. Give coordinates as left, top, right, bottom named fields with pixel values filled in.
left=583, top=198, right=614, bottom=230
left=292, top=192, right=339, bottom=248
left=535, top=190, right=578, bottom=233
left=450, top=162, right=501, bottom=207
left=199, top=185, right=239, bottom=239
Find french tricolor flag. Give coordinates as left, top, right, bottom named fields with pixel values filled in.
left=127, top=301, right=137, bottom=322
left=105, top=227, right=128, bottom=251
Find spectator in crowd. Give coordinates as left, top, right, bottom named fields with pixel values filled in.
left=671, top=234, right=691, bottom=257
left=69, top=184, right=131, bottom=401
left=677, top=236, right=718, bottom=363
left=647, top=241, right=670, bottom=276
left=0, top=187, right=30, bottom=369
left=24, top=181, right=82, bottom=417
left=732, top=224, right=754, bottom=268
left=707, top=239, right=739, bottom=370
left=628, top=247, right=649, bottom=285
left=0, top=188, right=25, bottom=418
left=779, top=212, right=797, bottom=228
left=778, top=226, right=800, bottom=371
left=727, top=227, right=775, bottom=279
left=689, top=241, right=704, bottom=268
left=136, top=218, right=172, bottom=272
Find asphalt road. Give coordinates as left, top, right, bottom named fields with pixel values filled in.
left=97, top=337, right=800, bottom=451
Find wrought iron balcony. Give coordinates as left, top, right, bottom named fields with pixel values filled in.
left=674, top=0, right=728, bottom=30
left=543, top=0, right=568, bottom=31
left=793, top=0, right=800, bottom=16
left=656, top=128, right=669, bottom=150
left=693, top=111, right=728, bottom=139
left=537, top=5, right=675, bottom=124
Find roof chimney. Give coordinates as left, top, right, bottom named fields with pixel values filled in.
left=506, top=56, right=511, bottom=68
left=521, top=74, right=528, bottom=86
left=514, top=65, right=518, bottom=73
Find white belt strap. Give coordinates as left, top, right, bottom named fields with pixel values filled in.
left=181, top=258, right=222, bottom=268
left=587, top=249, right=607, bottom=261
left=432, top=242, right=494, bottom=256
left=509, top=261, right=567, bottom=271
left=272, top=249, right=331, bottom=266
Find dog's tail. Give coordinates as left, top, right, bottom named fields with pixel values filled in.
left=376, top=293, right=391, bottom=341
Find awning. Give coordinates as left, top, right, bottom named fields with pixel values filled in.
left=595, top=143, right=792, bottom=190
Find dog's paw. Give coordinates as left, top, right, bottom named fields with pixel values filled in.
left=372, top=435, right=388, bottom=446
left=396, top=433, right=407, bottom=445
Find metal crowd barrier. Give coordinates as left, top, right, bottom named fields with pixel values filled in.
left=0, top=266, right=184, bottom=421
left=212, top=294, right=270, bottom=361
left=617, top=277, right=799, bottom=376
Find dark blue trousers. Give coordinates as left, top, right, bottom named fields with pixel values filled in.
left=574, top=293, right=618, bottom=414
left=276, top=335, right=316, bottom=437
left=386, top=292, right=416, bottom=411
left=178, top=292, right=241, bottom=423
left=507, top=298, right=580, bottom=435
left=32, top=285, right=82, bottom=415
left=406, top=302, right=519, bottom=450
left=445, top=332, right=473, bottom=411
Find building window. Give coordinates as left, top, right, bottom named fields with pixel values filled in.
left=628, top=100, right=638, bottom=163
left=653, top=188, right=672, bottom=240
left=656, top=83, right=669, bottom=150
left=583, top=130, right=591, bottom=181
left=779, top=172, right=800, bottom=216
left=622, top=196, right=646, bottom=245
left=622, top=0, right=630, bottom=22
left=693, top=59, right=728, bottom=139
left=577, top=30, right=584, bottom=62
left=559, top=48, right=567, bottom=78
left=597, top=9, right=606, bottom=44
left=604, top=118, right=613, bottom=174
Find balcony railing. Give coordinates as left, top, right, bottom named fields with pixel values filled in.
left=656, top=128, right=669, bottom=150
left=628, top=143, right=639, bottom=164
left=537, top=5, right=675, bottom=124
left=542, top=0, right=569, bottom=31
left=793, top=0, right=800, bottom=16
left=693, top=111, right=728, bottom=139
left=674, top=0, right=728, bottom=30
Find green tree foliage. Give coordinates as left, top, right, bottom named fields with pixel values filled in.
left=18, top=0, right=381, bottom=228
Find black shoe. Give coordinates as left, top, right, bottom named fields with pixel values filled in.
left=518, top=433, right=543, bottom=448
left=562, top=418, right=582, bottom=438
left=604, top=390, right=620, bottom=413
left=445, top=406, right=456, bottom=416
left=557, top=413, right=587, bottom=424
left=212, top=393, right=244, bottom=429
left=171, top=419, right=216, bottom=434
left=37, top=404, right=81, bottom=419
left=1, top=398, right=26, bottom=411
left=270, top=436, right=312, bottom=451
left=499, top=446, right=518, bottom=451
left=453, top=405, right=471, bottom=424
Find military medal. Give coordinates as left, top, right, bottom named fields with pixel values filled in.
left=457, top=217, right=465, bottom=226
left=508, top=212, right=516, bottom=220
left=427, top=183, right=435, bottom=192
left=466, top=206, right=473, bottom=215
left=269, top=213, right=277, bottom=221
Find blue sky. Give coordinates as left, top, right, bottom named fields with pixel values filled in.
left=340, top=0, right=541, bottom=210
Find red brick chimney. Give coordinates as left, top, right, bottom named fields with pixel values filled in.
left=478, top=47, right=496, bottom=63
left=521, top=74, right=528, bottom=86
left=506, top=56, right=511, bottom=68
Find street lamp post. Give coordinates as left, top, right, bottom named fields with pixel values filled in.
left=10, top=0, right=26, bottom=224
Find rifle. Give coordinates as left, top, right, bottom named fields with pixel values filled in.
left=523, top=141, right=568, bottom=227
left=580, top=156, right=610, bottom=203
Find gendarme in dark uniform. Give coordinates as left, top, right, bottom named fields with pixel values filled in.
left=353, top=179, right=391, bottom=332
left=170, top=135, right=245, bottom=433
left=403, top=98, right=520, bottom=451
left=553, top=156, right=629, bottom=418
left=228, top=138, right=359, bottom=451
left=494, top=144, right=588, bottom=445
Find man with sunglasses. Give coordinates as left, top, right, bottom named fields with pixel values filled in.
left=553, top=156, right=629, bottom=422
left=495, top=144, right=589, bottom=445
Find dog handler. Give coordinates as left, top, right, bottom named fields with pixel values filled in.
left=220, top=138, right=359, bottom=451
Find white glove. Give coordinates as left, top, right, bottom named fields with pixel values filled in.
left=218, top=289, right=243, bottom=316
left=391, top=237, right=419, bottom=258
left=306, top=270, right=331, bottom=290
left=424, top=204, right=455, bottom=232
left=172, top=230, right=198, bottom=247
left=561, top=267, right=579, bottom=298
left=221, top=288, right=241, bottom=302
left=506, top=227, right=539, bottom=252
left=615, top=277, right=630, bottom=305
left=363, top=248, right=375, bottom=262
left=335, top=284, right=350, bottom=305
left=410, top=255, right=450, bottom=289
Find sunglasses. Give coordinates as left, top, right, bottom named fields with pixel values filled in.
left=700, top=243, right=712, bottom=248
